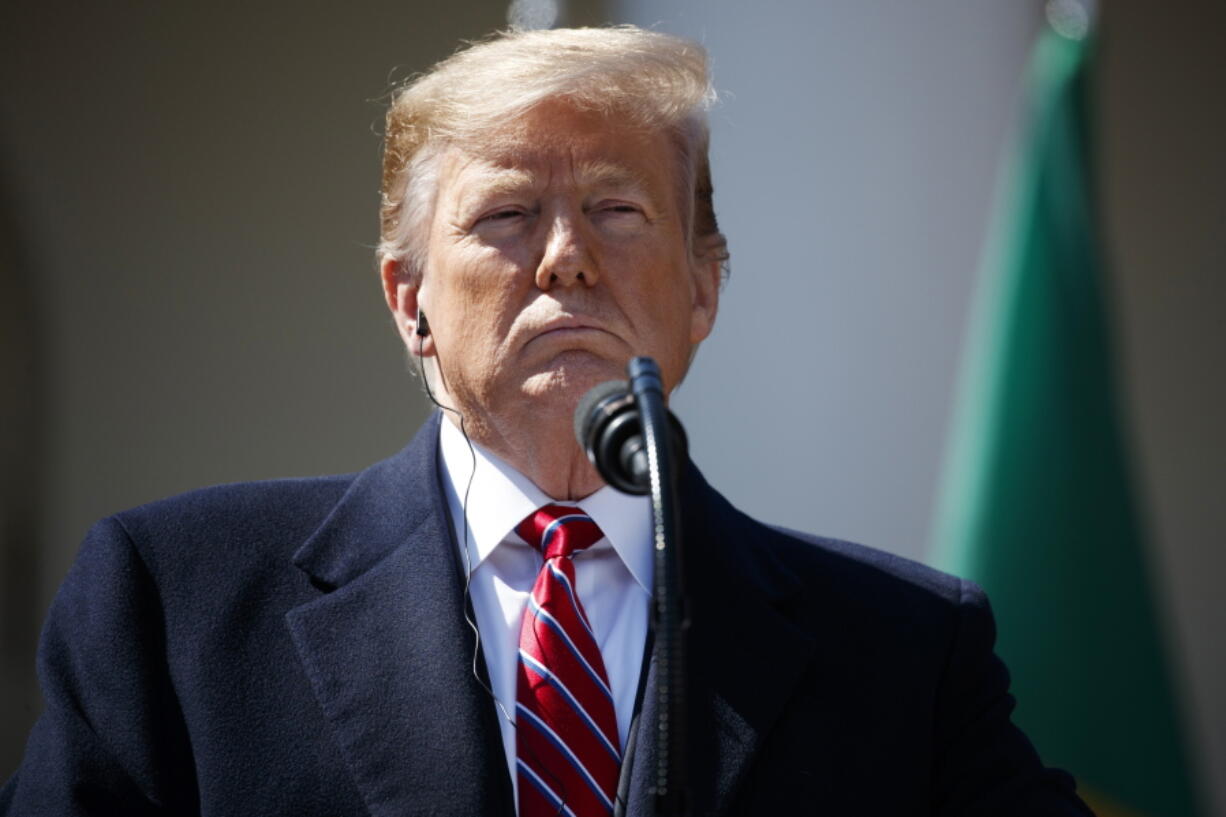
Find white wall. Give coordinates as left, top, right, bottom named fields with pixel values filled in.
left=617, top=0, right=1040, bottom=558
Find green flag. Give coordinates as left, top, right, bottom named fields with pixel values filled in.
left=930, top=12, right=1203, bottom=817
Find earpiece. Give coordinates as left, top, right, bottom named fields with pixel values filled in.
left=415, top=308, right=431, bottom=337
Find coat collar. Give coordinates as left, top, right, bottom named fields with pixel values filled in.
left=290, top=413, right=448, bottom=590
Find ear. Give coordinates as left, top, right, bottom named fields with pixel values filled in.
left=688, top=238, right=723, bottom=344
left=381, top=255, right=435, bottom=357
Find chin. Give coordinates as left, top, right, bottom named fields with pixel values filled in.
left=520, top=354, right=625, bottom=405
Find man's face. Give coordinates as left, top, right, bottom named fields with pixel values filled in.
left=404, top=102, right=720, bottom=430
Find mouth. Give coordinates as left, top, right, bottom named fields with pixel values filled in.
left=528, top=316, right=610, bottom=343
left=520, top=315, right=627, bottom=368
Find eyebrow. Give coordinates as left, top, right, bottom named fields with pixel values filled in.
left=461, top=166, right=537, bottom=202
left=460, top=159, right=659, bottom=210
left=573, top=160, right=654, bottom=199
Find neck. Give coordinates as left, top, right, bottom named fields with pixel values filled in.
left=441, top=408, right=604, bottom=501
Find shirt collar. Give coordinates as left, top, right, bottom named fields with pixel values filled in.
left=438, top=415, right=653, bottom=593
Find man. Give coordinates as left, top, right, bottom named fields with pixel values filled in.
left=2, top=26, right=1092, bottom=817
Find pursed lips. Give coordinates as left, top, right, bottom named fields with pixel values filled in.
left=523, top=316, right=618, bottom=349
left=532, top=315, right=603, bottom=336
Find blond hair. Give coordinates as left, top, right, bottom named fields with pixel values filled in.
left=378, top=26, right=727, bottom=280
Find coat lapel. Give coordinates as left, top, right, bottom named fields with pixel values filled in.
left=284, top=414, right=514, bottom=817
left=623, top=465, right=818, bottom=817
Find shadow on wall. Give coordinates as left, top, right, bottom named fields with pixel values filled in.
left=0, top=155, right=44, bottom=776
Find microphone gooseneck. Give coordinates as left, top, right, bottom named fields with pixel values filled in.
left=575, top=358, right=690, bottom=817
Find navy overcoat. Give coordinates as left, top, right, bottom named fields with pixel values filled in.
left=2, top=414, right=1091, bottom=816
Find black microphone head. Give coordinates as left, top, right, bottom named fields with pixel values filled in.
left=574, top=380, right=629, bottom=451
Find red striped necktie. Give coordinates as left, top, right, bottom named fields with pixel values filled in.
left=515, top=505, right=621, bottom=817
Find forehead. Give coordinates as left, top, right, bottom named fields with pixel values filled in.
left=439, top=103, right=679, bottom=198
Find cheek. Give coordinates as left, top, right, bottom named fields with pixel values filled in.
left=606, top=230, right=690, bottom=287
left=445, top=258, right=528, bottom=353
left=629, top=261, right=702, bottom=356
left=442, top=244, right=519, bottom=305
left=638, top=254, right=699, bottom=319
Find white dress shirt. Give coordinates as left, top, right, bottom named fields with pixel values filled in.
left=437, top=416, right=653, bottom=802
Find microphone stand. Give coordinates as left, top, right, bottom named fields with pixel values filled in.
left=626, top=357, right=689, bottom=817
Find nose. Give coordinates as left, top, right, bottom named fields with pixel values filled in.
left=535, top=212, right=599, bottom=289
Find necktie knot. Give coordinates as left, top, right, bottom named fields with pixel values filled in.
left=517, top=504, right=603, bottom=561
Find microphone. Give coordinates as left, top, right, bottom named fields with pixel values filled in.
left=579, top=358, right=691, bottom=812
left=574, top=376, right=687, bottom=495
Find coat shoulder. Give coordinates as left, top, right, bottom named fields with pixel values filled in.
left=769, top=524, right=966, bottom=604
left=705, top=484, right=971, bottom=615
left=99, top=473, right=358, bottom=586
left=684, top=462, right=969, bottom=616
left=114, top=473, right=357, bottom=533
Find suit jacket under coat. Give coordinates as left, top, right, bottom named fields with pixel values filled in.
left=2, top=414, right=1092, bottom=816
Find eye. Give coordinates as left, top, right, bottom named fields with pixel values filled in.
left=479, top=207, right=525, bottom=223
left=470, top=206, right=533, bottom=237
left=592, top=200, right=645, bottom=220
